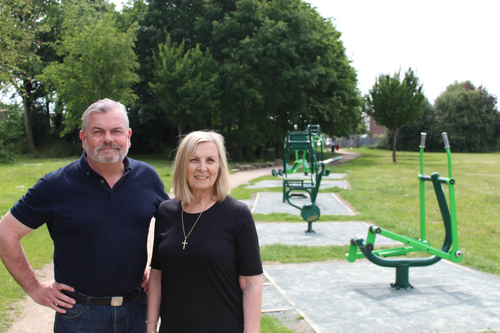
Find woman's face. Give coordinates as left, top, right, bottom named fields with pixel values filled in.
left=187, top=141, right=220, bottom=197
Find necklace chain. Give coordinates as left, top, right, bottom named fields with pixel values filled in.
left=181, top=201, right=211, bottom=250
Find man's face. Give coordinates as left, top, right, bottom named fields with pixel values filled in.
left=79, top=108, right=132, bottom=165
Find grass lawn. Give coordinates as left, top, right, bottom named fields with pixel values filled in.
left=0, top=148, right=499, bottom=332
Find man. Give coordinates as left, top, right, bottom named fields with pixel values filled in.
left=0, top=98, right=169, bottom=332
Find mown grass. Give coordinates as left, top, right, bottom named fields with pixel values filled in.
left=1, top=149, right=499, bottom=332
left=261, top=315, right=296, bottom=333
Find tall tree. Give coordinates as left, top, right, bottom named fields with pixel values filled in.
left=0, top=0, right=52, bottom=151
left=40, top=9, right=139, bottom=135
left=366, top=68, right=425, bottom=162
left=434, top=81, right=499, bottom=152
left=135, top=0, right=361, bottom=157
left=385, top=99, right=442, bottom=152
left=150, top=37, right=220, bottom=137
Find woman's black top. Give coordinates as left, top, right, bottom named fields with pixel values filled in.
left=151, top=196, right=263, bottom=332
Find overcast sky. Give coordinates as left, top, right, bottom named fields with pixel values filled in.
left=306, top=0, right=500, bottom=104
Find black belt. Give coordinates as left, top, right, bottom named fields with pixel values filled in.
left=65, top=289, right=141, bottom=307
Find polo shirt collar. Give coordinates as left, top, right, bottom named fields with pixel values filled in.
left=79, top=151, right=132, bottom=177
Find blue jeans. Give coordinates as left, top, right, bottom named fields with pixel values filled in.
left=54, top=292, right=147, bottom=333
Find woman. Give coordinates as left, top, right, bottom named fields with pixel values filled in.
left=147, top=131, right=263, bottom=333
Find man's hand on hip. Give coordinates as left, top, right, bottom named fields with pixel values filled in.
left=30, top=280, right=76, bottom=314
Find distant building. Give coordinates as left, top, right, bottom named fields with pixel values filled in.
left=369, top=116, right=385, bottom=136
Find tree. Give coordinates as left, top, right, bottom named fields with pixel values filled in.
left=0, top=0, right=52, bottom=151
left=434, top=81, right=499, bottom=152
left=366, top=68, right=425, bottom=162
left=40, top=10, right=139, bottom=135
left=150, top=37, right=220, bottom=137
left=385, top=99, right=443, bottom=152
left=135, top=0, right=361, bottom=157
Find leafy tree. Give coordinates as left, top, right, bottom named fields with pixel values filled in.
left=114, top=0, right=148, bottom=33
left=133, top=0, right=213, bottom=152
left=366, top=68, right=425, bottom=162
left=150, top=37, right=220, bottom=137
left=434, top=81, right=499, bottom=152
left=41, top=10, right=139, bottom=135
left=385, top=99, right=443, bottom=152
left=0, top=0, right=52, bottom=151
left=134, top=0, right=361, bottom=157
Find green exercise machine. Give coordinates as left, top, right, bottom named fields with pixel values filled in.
left=345, top=132, right=462, bottom=289
left=272, top=125, right=341, bottom=232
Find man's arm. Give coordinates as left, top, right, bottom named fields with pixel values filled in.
left=239, top=274, right=263, bottom=333
left=0, top=211, right=76, bottom=313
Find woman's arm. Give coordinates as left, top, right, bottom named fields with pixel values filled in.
left=147, top=268, right=162, bottom=333
left=239, top=274, right=263, bottom=333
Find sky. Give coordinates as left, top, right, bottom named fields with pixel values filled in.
left=305, top=0, right=500, bottom=104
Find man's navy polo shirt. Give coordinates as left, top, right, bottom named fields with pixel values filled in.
left=11, top=152, right=169, bottom=297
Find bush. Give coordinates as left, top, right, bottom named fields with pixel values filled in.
left=0, top=150, right=16, bottom=163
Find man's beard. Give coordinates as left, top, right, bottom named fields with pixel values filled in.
left=84, top=141, right=129, bottom=164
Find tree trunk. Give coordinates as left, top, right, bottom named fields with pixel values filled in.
left=177, top=123, right=183, bottom=138
left=22, top=80, right=34, bottom=152
left=392, top=127, right=400, bottom=163
left=46, top=96, right=51, bottom=130
left=275, top=141, right=283, bottom=160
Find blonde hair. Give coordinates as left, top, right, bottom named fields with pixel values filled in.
left=172, top=131, right=231, bottom=203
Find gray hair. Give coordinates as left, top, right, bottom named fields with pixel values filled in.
left=81, top=99, right=129, bottom=132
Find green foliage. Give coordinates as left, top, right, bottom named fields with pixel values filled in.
left=114, top=0, right=148, bottom=32
left=134, top=0, right=361, bottom=156
left=366, top=68, right=425, bottom=162
left=0, top=0, right=55, bottom=151
left=434, top=81, right=499, bottom=152
left=150, top=37, right=220, bottom=136
left=389, top=81, right=500, bottom=153
left=40, top=8, right=139, bottom=135
left=0, top=0, right=48, bottom=86
left=386, top=99, right=442, bottom=152
left=0, top=104, right=24, bottom=147
left=0, top=103, right=25, bottom=163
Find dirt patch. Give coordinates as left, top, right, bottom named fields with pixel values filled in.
left=7, top=263, right=55, bottom=333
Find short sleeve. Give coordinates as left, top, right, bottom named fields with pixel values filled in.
left=150, top=210, right=163, bottom=270
left=10, top=177, right=54, bottom=229
left=235, top=204, right=263, bottom=276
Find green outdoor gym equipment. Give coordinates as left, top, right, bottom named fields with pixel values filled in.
left=272, top=125, right=341, bottom=233
left=345, top=132, right=462, bottom=289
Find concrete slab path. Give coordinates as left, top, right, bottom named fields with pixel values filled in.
left=256, top=222, right=400, bottom=246
left=264, top=260, right=500, bottom=333
left=252, top=192, right=355, bottom=216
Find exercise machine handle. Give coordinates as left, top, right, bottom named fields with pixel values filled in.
left=442, top=132, right=450, bottom=149
left=419, top=132, right=427, bottom=148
